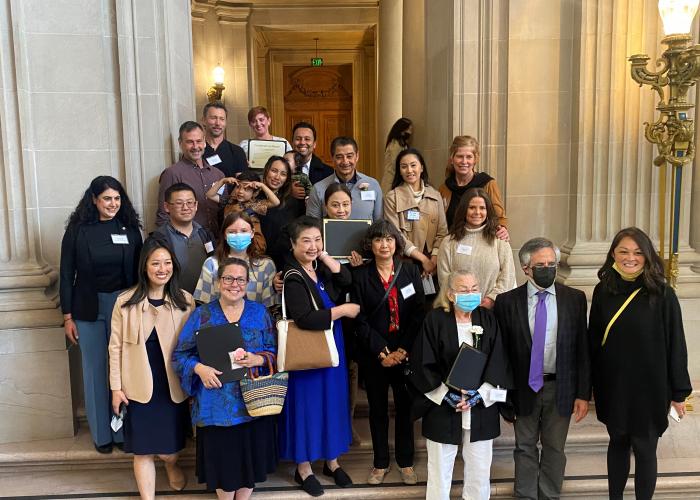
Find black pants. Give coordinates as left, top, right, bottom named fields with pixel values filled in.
left=362, top=360, right=414, bottom=469
left=606, top=427, right=659, bottom=500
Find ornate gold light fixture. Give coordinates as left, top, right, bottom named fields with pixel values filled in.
left=207, top=65, right=225, bottom=103
left=629, top=0, right=700, bottom=287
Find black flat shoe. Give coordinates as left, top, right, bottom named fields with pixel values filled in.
left=294, top=469, right=324, bottom=497
left=323, top=463, right=353, bottom=488
left=113, top=442, right=124, bottom=451
left=94, top=442, right=113, bottom=454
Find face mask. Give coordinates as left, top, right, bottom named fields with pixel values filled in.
left=612, top=262, right=643, bottom=281
left=530, top=265, right=557, bottom=289
left=454, top=293, right=481, bottom=313
left=226, top=233, right=252, bottom=252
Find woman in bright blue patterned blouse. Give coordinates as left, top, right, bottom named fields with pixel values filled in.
left=173, top=257, right=278, bottom=500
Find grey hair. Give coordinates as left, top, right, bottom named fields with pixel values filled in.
left=434, top=269, right=479, bottom=312
left=518, top=237, right=561, bottom=267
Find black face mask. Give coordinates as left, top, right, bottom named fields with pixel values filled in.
left=531, top=266, right=556, bottom=289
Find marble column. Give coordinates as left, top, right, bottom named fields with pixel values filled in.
left=377, top=0, right=403, bottom=175
left=558, top=0, right=700, bottom=297
left=0, top=0, right=195, bottom=444
left=402, top=0, right=425, bottom=151
left=192, top=2, right=252, bottom=143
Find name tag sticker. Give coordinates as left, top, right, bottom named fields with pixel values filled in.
left=457, top=244, right=473, bottom=255
left=207, top=154, right=222, bottom=165
left=490, top=388, right=507, bottom=402
left=205, top=241, right=214, bottom=253
left=400, top=283, right=416, bottom=299
left=360, top=190, right=376, bottom=201
left=406, top=209, right=420, bottom=221
left=111, top=234, right=129, bottom=245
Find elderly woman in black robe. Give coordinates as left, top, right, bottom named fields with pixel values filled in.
left=410, top=269, right=511, bottom=500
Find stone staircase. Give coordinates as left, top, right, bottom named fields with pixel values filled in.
left=1, top=389, right=700, bottom=499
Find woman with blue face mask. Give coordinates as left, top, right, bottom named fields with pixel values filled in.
left=410, top=270, right=512, bottom=500
left=193, top=211, right=277, bottom=307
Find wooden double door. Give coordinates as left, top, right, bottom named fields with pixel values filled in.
left=283, top=64, right=353, bottom=165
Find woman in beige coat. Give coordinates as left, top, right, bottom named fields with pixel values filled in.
left=109, top=237, right=195, bottom=500
left=383, top=148, right=448, bottom=283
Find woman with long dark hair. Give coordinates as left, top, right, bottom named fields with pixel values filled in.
left=380, top=117, right=413, bottom=192
left=436, top=188, right=515, bottom=309
left=589, top=227, right=691, bottom=500
left=60, top=175, right=143, bottom=453
left=384, top=148, right=448, bottom=280
left=193, top=211, right=277, bottom=306
left=109, top=237, right=194, bottom=498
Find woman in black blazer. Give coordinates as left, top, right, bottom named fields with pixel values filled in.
left=60, top=176, right=142, bottom=454
left=278, top=216, right=361, bottom=497
left=351, top=220, right=425, bottom=485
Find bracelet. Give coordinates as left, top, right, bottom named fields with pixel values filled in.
left=319, top=251, right=329, bottom=259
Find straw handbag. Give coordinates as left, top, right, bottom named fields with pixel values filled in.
left=239, top=353, right=288, bottom=417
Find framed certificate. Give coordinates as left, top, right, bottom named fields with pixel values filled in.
left=323, top=218, right=372, bottom=259
left=246, top=139, right=287, bottom=171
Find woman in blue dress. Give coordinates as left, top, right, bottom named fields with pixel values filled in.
left=279, top=216, right=361, bottom=497
left=173, top=257, right=278, bottom=500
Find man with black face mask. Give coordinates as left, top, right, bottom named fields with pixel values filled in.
left=494, top=237, right=591, bottom=500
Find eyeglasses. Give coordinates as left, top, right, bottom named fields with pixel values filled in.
left=168, top=200, right=196, bottom=208
left=220, top=275, right=247, bottom=286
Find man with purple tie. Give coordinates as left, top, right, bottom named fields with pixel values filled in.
left=494, top=237, right=590, bottom=499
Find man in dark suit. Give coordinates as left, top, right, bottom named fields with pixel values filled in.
left=292, top=121, right=334, bottom=185
left=494, top=237, right=590, bottom=500
left=201, top=101, right=248, bottom=178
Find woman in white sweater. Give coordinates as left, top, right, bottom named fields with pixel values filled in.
left=437, top=188, right=515, bottom=309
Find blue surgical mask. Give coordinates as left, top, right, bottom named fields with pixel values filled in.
left=226, top=232, right=252, bottom=252
left=454, top=293, right=481, bottom=313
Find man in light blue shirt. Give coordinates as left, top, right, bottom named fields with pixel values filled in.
left=306, top=136, right=383, bottom=221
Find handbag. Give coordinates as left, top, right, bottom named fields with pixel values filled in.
left=239, top=352, right=289, bottom=417
left=276, top=268, right=340, bottom=371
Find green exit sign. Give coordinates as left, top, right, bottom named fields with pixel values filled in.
left=311, top=57, right=323, bottom=67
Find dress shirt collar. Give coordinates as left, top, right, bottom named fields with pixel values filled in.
left=527, top=279, right=556, bottom=298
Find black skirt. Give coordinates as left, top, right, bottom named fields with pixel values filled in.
left=123, top=326, right=189, bottom=455
left=196, top=416, right=279, bottom=492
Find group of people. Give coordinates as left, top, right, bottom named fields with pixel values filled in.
left=58, top=109, right=692, bottom=500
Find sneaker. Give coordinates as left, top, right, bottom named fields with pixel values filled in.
left=399, top=466, right=417, bottom=485
left=367, top=466, right=390, bottom=485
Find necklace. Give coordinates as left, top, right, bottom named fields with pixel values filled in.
left=301, top=259, right=318, bottom=274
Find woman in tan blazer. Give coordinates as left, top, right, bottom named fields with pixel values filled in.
left=109, top=237, right=195, bottom=500
left=384, top=148, right=448, bottom=284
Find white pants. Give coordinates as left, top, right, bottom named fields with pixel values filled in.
left=425, top=431, right=493, bottom=500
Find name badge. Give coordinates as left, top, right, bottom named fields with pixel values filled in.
left=111, top=234, right=129, bottom=245
left=406, top=209, right=420, bottom=221
left=457, top=243, right=472, bottom=255
left=400, top=283, right=416, bottom=299
left=360, top=190, right=376, bottom=201
left=207, top=154, right=222, bottom=165
left=205, top=241, right=214, bottom=253
left=490, top=387, right=507, bottom=402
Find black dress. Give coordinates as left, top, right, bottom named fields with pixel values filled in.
left=123, top=298, right=189, bottom=455
left=589, top=275, right=692, bottom=437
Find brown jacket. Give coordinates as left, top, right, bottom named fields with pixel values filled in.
left=438, top=178, right=507, bottom=227
left=384, top=183, right=448, bottom=257
left=109, top=289, right=195, bottom=403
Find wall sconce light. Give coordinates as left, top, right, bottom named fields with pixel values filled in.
left=207, top=65, right=225, bottom=103
left=629, top=0, right=700, bottom=287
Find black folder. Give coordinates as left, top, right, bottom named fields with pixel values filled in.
left=323, top=218, right=372, bottom=258
left=195, top=323, right=246, bottom=383
left=446, top=342, right=487, bottom=391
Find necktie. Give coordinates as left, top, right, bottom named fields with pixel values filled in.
left=528, top=290, right=548, bottom=392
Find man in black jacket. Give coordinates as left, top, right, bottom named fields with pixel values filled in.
left=201, top=101, right=248, bottom=178
left=494, top=237, right=590, bottom=500
left=292, top=121, right=334, bottom=185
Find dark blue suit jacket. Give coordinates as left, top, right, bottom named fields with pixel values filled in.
left=494, top=282, right=591, bottom=417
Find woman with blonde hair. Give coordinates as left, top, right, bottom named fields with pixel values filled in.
left=439, top=135, right=507, bottom=234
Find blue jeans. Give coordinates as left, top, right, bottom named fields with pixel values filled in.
left=74, top=291, right=123, bottom=446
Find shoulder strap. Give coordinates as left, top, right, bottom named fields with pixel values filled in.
left=368, top=260, right=403, bottom=318
left=281, top=268, right=320, bottom=320
left=601, top=288, right=641, bottom=346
